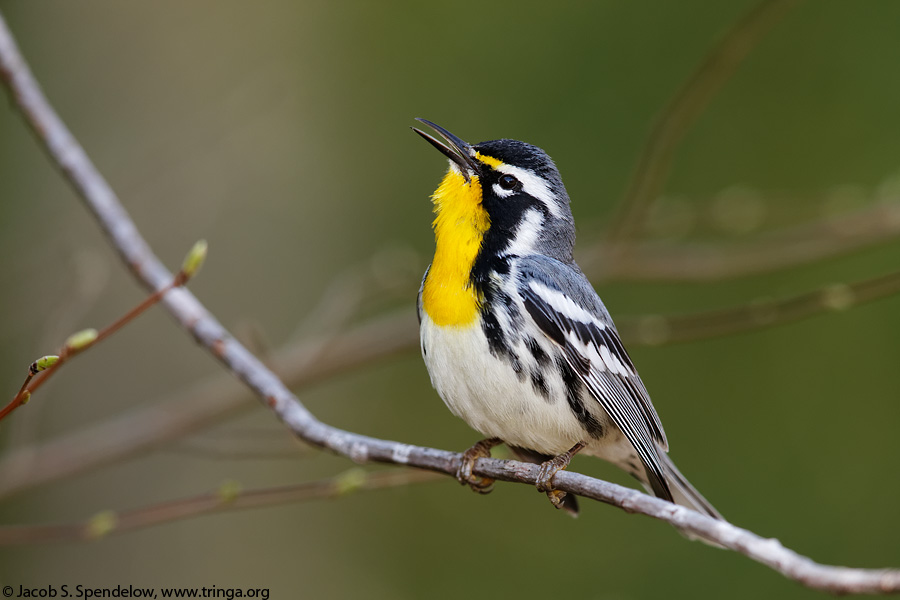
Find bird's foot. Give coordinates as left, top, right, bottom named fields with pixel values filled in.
left=457, top=438, right=503, bottom=494
left=535, top=442, right=585, bottom=508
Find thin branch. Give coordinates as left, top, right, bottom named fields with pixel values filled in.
left=0, top=309, right=415, bottom=499
left=617, top=268, right=900, bottom=345
left=1, top=279, right=173, bottom=422
left=0, top=469, right=445, bottom=546
left=604, top=0, right=800, bottom=249
left=1, top=11, right=898, bottom=594
left=3, top=261, right=900, bottom=499
left=0, top=241, right=203, bottom=422
left=582, top=201, right=900, bottom=283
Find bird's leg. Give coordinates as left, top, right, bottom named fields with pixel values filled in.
left=536, top=442, right=586, bottom=508
left=456, top=437, right=504, bottom=494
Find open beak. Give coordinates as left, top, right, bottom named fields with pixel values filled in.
left=412, top=118, right=480, bottom=181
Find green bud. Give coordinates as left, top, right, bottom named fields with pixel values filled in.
left=65, top=328, right=98, bottom=352
left=217, top=479, right=242, bottom=504
left=86, top=510, right=118, bottom=539
left=20, top=391, right=31, bottom=405
left=821, top=283, right=855, bottom=311
left=29, top=355, right=59, bottom=375
left=334, top=468, right=367, bottom=496
left=180, top=239, right=208, bottom=281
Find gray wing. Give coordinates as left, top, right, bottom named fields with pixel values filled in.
left=517, top=256, right=672, bottom=501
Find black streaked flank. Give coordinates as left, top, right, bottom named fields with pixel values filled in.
left=511, top=356, right=525, bottom=381
left=498, top=290, right=523, bottom=328
left=479, top=297, right=526, bottom=383
left=480, top=308, right=507, bottom=359
left=525, top=336, right=549, bottom=367
left=530, top=369, right=550, bottom=400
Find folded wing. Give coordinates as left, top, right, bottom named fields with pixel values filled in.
left=520, top=277, right=673, bottom=502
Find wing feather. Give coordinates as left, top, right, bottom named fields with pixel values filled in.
left=521, top=279, right=672, bottom=501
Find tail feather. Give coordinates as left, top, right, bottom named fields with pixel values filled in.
left=652, top=451, right=724, bottom=547
left=510, top=444, right=724, bottom=545
left=656, top=451, right=722, bottom=521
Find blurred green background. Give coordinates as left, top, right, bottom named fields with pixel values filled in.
left=1, top=1, right=899, bottom=598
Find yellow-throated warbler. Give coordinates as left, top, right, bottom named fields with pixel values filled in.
left=413, top=119, right=721, bottom=520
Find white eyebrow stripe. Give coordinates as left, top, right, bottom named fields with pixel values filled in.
left=495, top=164, right=562, bottom=218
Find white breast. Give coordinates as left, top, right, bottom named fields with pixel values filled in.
left=419, top=313, right=587, bottom=455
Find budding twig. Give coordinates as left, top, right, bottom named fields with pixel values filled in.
left=0, top=469, right=444, bottom=545
left=0, top=242, right=207, bottom=424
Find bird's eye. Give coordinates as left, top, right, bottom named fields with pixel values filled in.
left=498, top=174, right=519, bottom=191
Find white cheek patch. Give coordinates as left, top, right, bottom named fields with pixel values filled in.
left=502, top=209, right=543, bottom=257
left=495, top=164, right=562, bottom=218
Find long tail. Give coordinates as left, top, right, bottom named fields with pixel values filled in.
left=656, top=451, right=722, bottom=520
left=647, top=452, right=724, bottom=546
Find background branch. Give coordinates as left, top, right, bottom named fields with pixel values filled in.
left=0, top=469, right=445, bottom=546
left=616, top=268, right=900, bottom=344
left=0, top=459, right=898, bottom=595
left=584, top=201, right=900, bottom=282
left=604, top=0, right=801, bottom=249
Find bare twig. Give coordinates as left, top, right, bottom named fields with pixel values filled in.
left=1, top=10, right=898, bottom=594
left=0, top=469, right=445, bottom=546
left=617, top=268, right=900, bottom=345
left=605, top=0, right=800, bottom=249
left=0, top=309, right=415, bottom=499
left=583, top=202, right=900, bottom=283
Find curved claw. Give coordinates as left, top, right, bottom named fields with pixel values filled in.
left=546, top=489, right=569, bottom=509
left=535, top=453, right=571, bottom=493
left=535, top=442, right=586, bottom=508
left=456, top=438, right=503, bottom=494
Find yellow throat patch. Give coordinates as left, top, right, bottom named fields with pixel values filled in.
left=422, top=168, right=491, bottom=327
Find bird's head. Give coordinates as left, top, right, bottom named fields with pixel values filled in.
left=413, top=119, right=575, bottom=263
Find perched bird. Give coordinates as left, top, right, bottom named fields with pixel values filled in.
left=413, top=118, right=721, bottom=521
